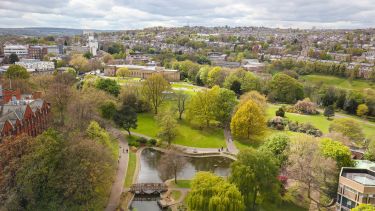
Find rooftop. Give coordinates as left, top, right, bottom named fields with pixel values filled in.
left=341, top=168, right=375, bottom=186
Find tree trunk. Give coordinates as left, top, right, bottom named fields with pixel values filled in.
left=174, top=168, right=177, bottom=184
left=179, top=111, right=182, bottom=120
left=127, top=129, right=131, bottom=136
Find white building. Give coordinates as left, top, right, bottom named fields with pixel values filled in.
left=3, top=44, right=28, bottom=58
left=16, top=59, right=54, bottom=72
left=88, top=35, right=98, bottom=56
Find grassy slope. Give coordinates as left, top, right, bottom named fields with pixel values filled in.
left=171, top=180, right=191, bottom=189
left=301, top=74, right=375, bottom=91
left=133, top=113, right=225, bottom=148
left=124, top=151, right=137, bottom=188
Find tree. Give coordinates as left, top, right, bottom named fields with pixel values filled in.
left=287, top=135, right=338, bottom=208
left=186, top=87, right=218, bottom=127
left=100, top=101, right=117, bottom=119
left=142, top=74, right=170, bottom=114
left=83, top=51, right=93, bottom=59
left=319, top=138, right=354, bottom=169
left=69, top=54, right=89, bottom=73
left=157, top=110, right=178, bottom=145
left=207, top=66, right=225, bottom=87
left=293, top=98, right=318, bottom=114
left=329, top=118, right=365, bottom=143
left=230, top=99, right=267, bottom=140
left=365, top=139, right=375, bottom=161
left=102, top=53, right=114, bottom=64
left=157, top=150, right=187, bottom=183
left=259, top=134, right=290, bottom=168
left=113, top=105, right=137, bottom=136
left=230, top=80, right=242, bottom=95
left=95, top=78, right=121, bottom=97
left=230, top=148, right=280, bottom=210
left=238, top=91, right=267, bottom=113
left=175, top=91, right=189, bottom=120
left=116, top=67, right=130, bottom=78
left=357, top=104, right=369, bottom=117
left=214, top=87, right=237, bottom=126
left=324, top=105, right=335, bottom=119
left=351, top=204, right=375, bottom=211
left=268, top=73, right=304, bottom=103
left=9, top=53, right=19, bottom=64
left=5, top=64, right=29, bottom=79
left=187, top=172, right=245, bottom=211
left=275, top=107, right=285, bottom=117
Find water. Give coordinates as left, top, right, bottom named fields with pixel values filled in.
left=130, top=148, right=233, bottom=211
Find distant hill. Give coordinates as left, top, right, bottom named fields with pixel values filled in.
left=0, top=27, right=119, bottom=36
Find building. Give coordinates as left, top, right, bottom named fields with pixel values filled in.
left=28, top=45, right=61, bottom=59
left=88, top=35, right=98, bottom=56
left=0, top=88, right=50, bottom=139
left=242, top=59, right=266, bottom=72
left=104, top=64, right=180, bottom=81
left=16, top=59, right=55, bottom=72
left=337, top=167, right=375, bottom=210
left=3, top=44, right=28, bottom=58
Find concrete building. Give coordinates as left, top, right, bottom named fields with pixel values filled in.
left=16, top=59, right=55, bottom=72
left=104, top=64, right=180, bottom=82
left=88, top=35, right=98, bottom=56
left=242, top=59, right=266, bottom=72
left=3, top=44, right=28, bottom=58
left=337, top=167, right=375, bottom=210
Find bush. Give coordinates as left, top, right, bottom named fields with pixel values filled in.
left=128, top=141, right=140, bottom=147
left=136, top=137, right=148, bottom=145
left=267, top=116, right=288, bottom=130
left=287, top=121, right=322, bottom=137
left=275, top=107, right=285, bottom=117
left=293, top=98, right=319, bottom=115
left=148, top=138, right=157, bottom=146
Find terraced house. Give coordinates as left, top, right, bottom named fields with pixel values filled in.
left=0, top=86, right=50, bottom=139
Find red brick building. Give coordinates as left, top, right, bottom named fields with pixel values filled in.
left=0, top=95, right=50, bottom=139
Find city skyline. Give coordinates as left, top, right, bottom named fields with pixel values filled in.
left=1, top=0, right=375, bottom=30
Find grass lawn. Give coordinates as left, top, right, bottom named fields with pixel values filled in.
left=170, top=180, right=191, bottom=189
left=301, top=74, right=375, bottom=92
left=132, top=113, right=226, bottom=148
left=171, top=190, right=182, bottom=201
left=260, top=201, right=307, bottom=211
left=124, top=150, right=137, bottom=188
left=267, top=104, right=375, bottom=138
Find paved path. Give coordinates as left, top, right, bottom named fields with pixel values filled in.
left=105, top=127, right=129, bottom=211
left=224, top=127, right=239, bottom=154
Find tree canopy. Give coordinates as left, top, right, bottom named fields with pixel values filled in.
left=268, top=73, right=304, bottom=103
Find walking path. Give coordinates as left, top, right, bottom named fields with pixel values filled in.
left=224, top=127, right=239, bottom=154
left=105, top=127, right=129, bottom=211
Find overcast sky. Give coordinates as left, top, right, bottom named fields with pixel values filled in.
left=0, top=0, right=374, bottom=30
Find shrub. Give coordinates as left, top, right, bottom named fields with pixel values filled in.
left=267, top=116, right=288, bottom=130
left=293, top=98, right=319, bottom=115
left=128, top=141, right=140, bottom=148
left=136, top=137, right=148, bottom=145
left=275, top=107, right=285, bottom=117
left=148, top=138, right=157, bottom=146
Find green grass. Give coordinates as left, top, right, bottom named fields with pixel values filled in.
left=171, top=180, right=191, bottom=189
left=302, top=74, right=375, bottom=92
left=124, top=151, right=137, bottom=188
left=133, top=113, right=226, bottom=148
left=267, top=104, right=375, bottom=138
left=171, top=190, right=182, bottom=201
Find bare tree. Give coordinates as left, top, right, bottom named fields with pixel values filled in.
left=158, top=149, right=188, bottom=184
left=287, top=135, right=338, bottom=209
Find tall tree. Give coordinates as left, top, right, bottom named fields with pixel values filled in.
left=142, top=74, right=170, bottom=114
left=187, top=172, right=245, bottom=211
left=175, top=91, right=189, bottom=120
left=157, top=150, right=187, bottom=183
left=9, top=53, right=19, bottom=64
left=157, top=110, right=178, bottom=145
left=230, top=99, right=266, bottom=140
left=113, top=105, right=137, bottom=136
left=5, top=64, right=29, bottom=79
left=268, top=73, right=304, bottom=103
left=230, top=148, right=280, bottom=210
left=324, top=105, right=335, bottom=119
left=214, top=88, right=237, bottom=126
left=95, top=78, right=121, bottom=97
left=259, top=134, right=290, bottom=168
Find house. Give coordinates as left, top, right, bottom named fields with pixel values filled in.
left=3, top=44, right=28, bottom=58
left=337, top=166, right=375, bottom=210
left=0, top=88, right=50, bottom=139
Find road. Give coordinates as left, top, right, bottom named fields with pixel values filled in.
left=105, top=127, right=129, bottom=211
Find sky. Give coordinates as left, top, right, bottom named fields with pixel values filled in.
left=0, top=0, right=374, bottom=30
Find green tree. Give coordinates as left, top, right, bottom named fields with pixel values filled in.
left=113, top=105, right=137, bottom=136
left=324, top=105, right=335, bottom=119
left=268, top=73, right=304, bottom=103
left=95, top=78, right=121, bottom=97
left=207, top=66, right=225, bottom=87
left=157, top=111, right=178, bottom=145
left=259, top=134, right=290, bottom=168
left=329, top=118, right=365, bottom=143
left=357, top=104, right=369, bottom=117
left=9, top=53, right=19, bottom=64
left=5, top=64, right=29, bottom=79
left=364, top=139, right=375, bottom=161
left=214, top=87, right=237, bottom=126
left=69, top=54, right=89, bottom=73
left=83, top=51, right=93, bottom=59
left=187, top=172, right=245, bottom=211
left=100, top=101, right=117, bottom=119
left=230, top=148, right=280, bottom=210
left=142, top=74, right=170, bottom=114
left=230, top=99, right=267, bottom=140
left=116, top=67, right=130, bottom=78
left=319, top=138, right=355, bottom=169
left=175, top=91, right=189, bottom=120
left=351, top=204, right=375, bottom=211
left=186, top=87, right=218, bottom=127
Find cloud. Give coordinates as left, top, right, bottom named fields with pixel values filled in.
left=0, top=0, right=374, bottom=29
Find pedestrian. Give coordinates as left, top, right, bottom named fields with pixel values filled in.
left=221, top=146, right=223, bottom=151
left=218, top=148, right=220, bottom=152
left=126, top=149, right=129, bottom=153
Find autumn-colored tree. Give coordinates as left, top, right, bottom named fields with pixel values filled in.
left=357, top=103, right=369, bottom=117
left=187, top=172, right=245, bottom=211
left=116, top=67, right=130, bottom=78
left=230, top=99, right=267, bottom=140
left=238, top=90, right=267, bottom=113
left=69, top=54, right=89, bottom=73
left=142, top=74, right=170, bottom=114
